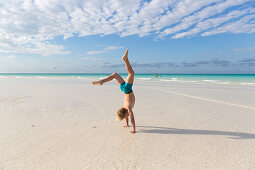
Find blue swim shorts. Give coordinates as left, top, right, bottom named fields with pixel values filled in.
left=120, top=82, right=133, bottom=94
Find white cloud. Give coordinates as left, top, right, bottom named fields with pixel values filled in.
left=104, top=46, right=123, bottom=50
left=87, top=51, right=105, bottom=55
left=160, top=0, right=253, bottom=38
left=87, top=45, right=123, bottom=55
left=171, top=9, right=250, bottom=39
left=0, top=39, right=70, bottom=56
left=79, top=57, right=105, bottom=61
left=0, top=0, right=254, bottom=55
left=233, top=46, right=255, bottom=52
left=201, top=14, right=255, bottom=36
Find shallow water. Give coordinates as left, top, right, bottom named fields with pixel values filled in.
left=0, top=73, right=255, bottom=86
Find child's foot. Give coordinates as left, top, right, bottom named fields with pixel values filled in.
left=122, top=49, right=129, bottom=62
left=92, top=80, right=103, bottom=85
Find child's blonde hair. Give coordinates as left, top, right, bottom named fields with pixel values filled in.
left=116, top=108, right=128, bottom=121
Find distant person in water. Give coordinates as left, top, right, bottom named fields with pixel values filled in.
left=92, top=49, right=136, bottom=134
left=156, top=73, right=158, bottom=78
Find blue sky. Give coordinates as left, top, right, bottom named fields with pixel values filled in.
left=0, top=0, right=255, bottom=74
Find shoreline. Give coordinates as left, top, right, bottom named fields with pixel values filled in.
left=0, top=74, right=255, bottom=87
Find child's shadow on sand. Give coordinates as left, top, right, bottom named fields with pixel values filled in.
left=137, top=126, right=255, bottom=139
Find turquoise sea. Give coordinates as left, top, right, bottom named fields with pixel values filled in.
left=0, top=73, right=255, bottom=85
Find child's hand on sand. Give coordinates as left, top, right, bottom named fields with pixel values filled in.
left=130, top=130, right=135, bottom=134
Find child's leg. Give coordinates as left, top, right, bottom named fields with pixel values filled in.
left=92, top=72, right=124, bottom=85
left=122, top=49, right=134, bottom=84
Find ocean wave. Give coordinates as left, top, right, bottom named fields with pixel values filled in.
left=171, top=78, right=178, bottom=80
left=202, top=79, right=218, bottom=83
left=99, top=77, right=107, bottom=79
left=15, top=76, right=29, bottom=79
left=160, top=78, right=179, bottom=82
left=136, top=78, right=152, bottom=80
left=217, top=82, right=231, bottom=84
left=75, top=76, right=88, bottom=80
left=159, top=79, right=180, bottom=81
left=36, top=76, right=49, bottom=79
left=182, top=80, right=198, bottom=83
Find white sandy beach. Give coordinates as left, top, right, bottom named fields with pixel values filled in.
left=0, top=77, right=255, bottom=170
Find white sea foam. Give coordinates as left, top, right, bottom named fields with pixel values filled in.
left=15, top=76, right=28, bottom=79
left=37, top=76, right=48, bottom=79
left=160, top=78, right=179, bottom=82
left=159, top=79, right=173, bottom=82
left=75, top=77, right=88, bottom=80
left=218, top=82, right=231, bottom=84
left=136, top=78, right=151, bottom=80
left=202, top=80, right=217, bottom=83
left=183, top=80, right=198, bottom=83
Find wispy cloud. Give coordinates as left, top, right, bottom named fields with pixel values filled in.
left=79, top=57, right=105, bottom=61
left=0, top=0, right=254, bottom=55
left=100, top=58, right=255, bottom=69
left=233, top=46, right=255, bottom=52
left=182, top=62, right=199, bottom=67
left=87, top=45, right=123, bottom=55
left=238, top=58, right=255, bottom=66
left=103, top=62, right=179, bottom=68
left=87, top=51, right=105, bottom=55
left=211, top=59, right=231, bottom=66
left=182, top=59, right=231, bottom=67
left=133, top=62, right=179, bottom=68
left=104, top=46, right=123, bottom=50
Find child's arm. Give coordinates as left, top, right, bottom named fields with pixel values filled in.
left=128, top=109, right=136, bottom=133
left=124, top=117, right=129, bottom=127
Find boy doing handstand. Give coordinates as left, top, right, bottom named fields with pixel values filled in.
left=92, top=49, right=136, bottom=133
